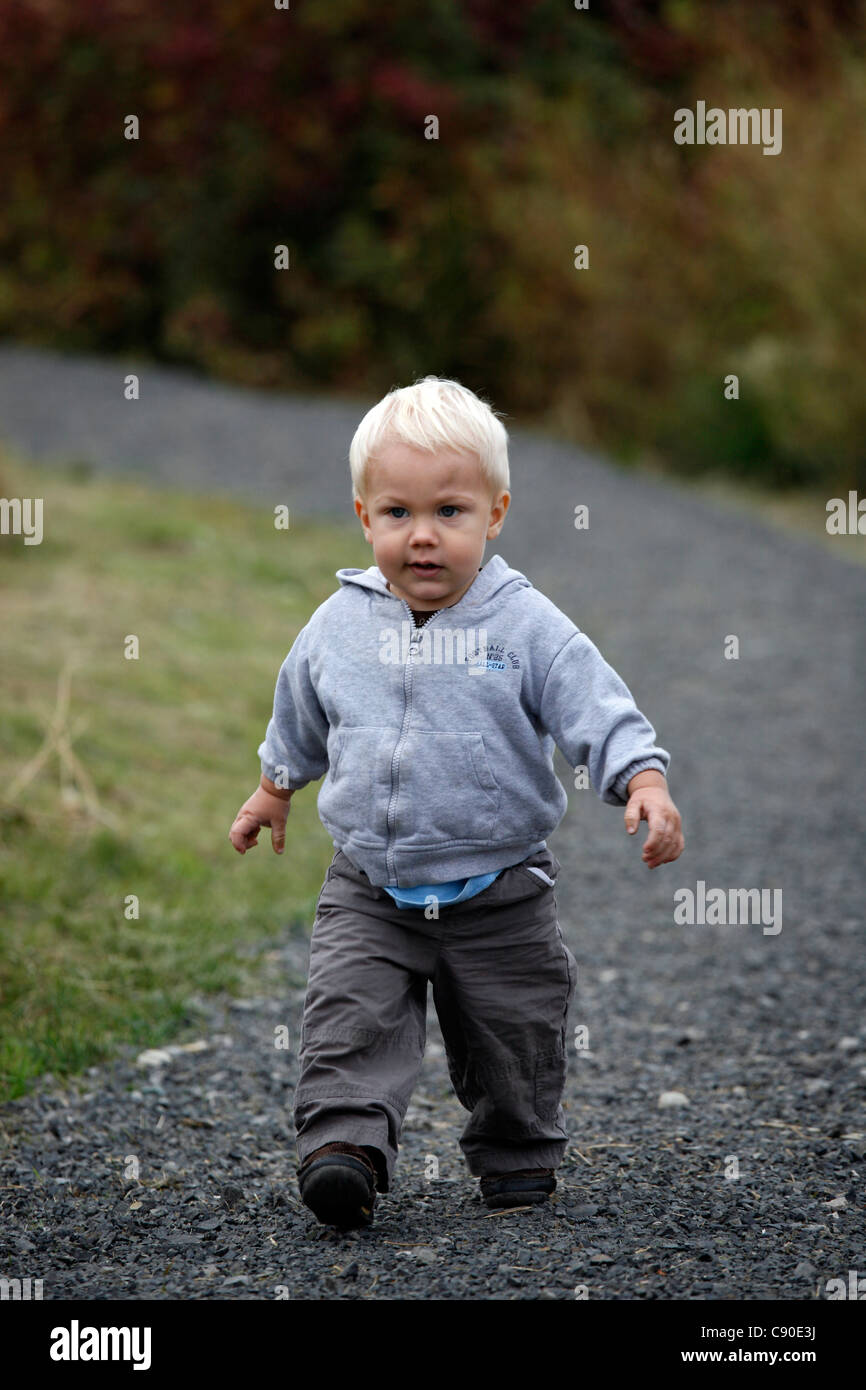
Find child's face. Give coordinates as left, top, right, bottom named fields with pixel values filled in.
left=354, top=439, right=510, bottom=610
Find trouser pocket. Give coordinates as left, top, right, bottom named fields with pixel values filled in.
left=514, top=846, right=562, bottom=892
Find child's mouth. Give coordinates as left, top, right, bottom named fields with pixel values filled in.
left=409, top=563, right=442, bottom=575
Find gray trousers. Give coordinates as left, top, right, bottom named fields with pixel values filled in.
left=294, top=845, right=578, bottom=1193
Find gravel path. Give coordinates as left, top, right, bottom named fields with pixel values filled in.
left=1, top=343, right=864, bottom=1300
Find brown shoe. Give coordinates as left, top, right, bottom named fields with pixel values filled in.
left=479, top=1167, right=556, bottom=1209
left=297, top=1142, right=378, bottom=1229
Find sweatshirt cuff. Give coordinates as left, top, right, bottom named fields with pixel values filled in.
left=259, top=758, right=309, bottom=792
left=611, top=758, right=668, bottom=803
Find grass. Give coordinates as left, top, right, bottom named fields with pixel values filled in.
left=0, top=440, right=860, bottom=1105
left=0, top=445, right=371, bottom=1103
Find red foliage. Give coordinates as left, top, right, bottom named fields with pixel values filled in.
left=369, top=63, right=460, bottom=123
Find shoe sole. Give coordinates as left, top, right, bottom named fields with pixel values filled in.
left=298, top=1155, right=376, bottom=1229
left=481, top=1174, right=556, bottom=1209
left=483, top=1189, right=552, bottom=1209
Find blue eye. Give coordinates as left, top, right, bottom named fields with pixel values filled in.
left=384, top=505, right=461, bottom=518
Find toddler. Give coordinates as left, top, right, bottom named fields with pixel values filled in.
left=229, top=376, right=684, bottom=1229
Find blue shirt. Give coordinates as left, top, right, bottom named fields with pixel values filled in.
left=382, top=871, right=500, bottom=910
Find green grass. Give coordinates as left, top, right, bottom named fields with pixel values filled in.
left=0, top=446, right=371, bottom=1103
left=0, top=441, right=859, bottom=1105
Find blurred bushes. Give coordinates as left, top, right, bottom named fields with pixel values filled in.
left=0, top=0, right=864, bottom=489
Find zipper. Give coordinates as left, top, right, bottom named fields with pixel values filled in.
left=384, top=597, right=445, bottom=882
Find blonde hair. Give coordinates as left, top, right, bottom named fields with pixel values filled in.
left=349, top=376, right=510, bottom=505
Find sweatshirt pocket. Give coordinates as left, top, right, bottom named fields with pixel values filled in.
left=319, top=726, right=393, bottom=841
left=394, top=730, right=501, bottom=846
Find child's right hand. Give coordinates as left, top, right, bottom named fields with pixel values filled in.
left=229, top=786, right=291, bottom=855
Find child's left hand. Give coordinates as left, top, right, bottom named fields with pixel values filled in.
left=624, top=787, right=684, bottom=869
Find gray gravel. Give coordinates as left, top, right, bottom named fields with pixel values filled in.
left=1, top=343, right=864, bottom=1300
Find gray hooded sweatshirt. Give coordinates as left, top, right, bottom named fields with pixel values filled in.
left=258, top=553, right=669, bottom=887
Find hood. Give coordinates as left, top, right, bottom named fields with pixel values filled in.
left=334, top=553, right=531, bottom=610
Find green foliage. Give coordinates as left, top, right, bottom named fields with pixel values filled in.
left=0, top=1, right=864, bottom=487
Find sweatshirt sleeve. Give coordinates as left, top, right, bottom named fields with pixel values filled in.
left=257, top=625, right=330, bottom=790
left=538, top=632, right=670, bottom=806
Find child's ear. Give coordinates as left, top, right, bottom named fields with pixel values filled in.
left=488, top=490, right=511, bottom=536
